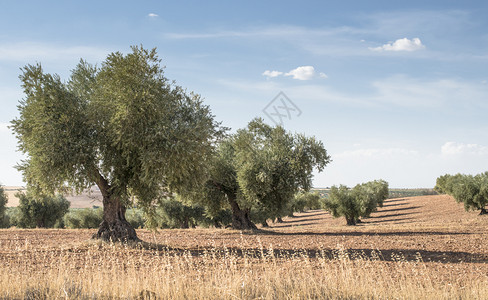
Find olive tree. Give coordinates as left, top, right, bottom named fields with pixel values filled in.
left=435, top=172, right=488, bottom=215
left=11, top=46, right=221, bottom=241
left=191, top=118, right=330, bottom=230
left=234, top=119, right=330, bottom=226
left=324, top=180, right=389, bottom=225
left=15, top=192, right=70, bottom=228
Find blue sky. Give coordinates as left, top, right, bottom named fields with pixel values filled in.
left=1, top=1, right=488, bottom=188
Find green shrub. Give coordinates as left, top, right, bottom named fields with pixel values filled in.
left=154, top=198, right=206, bottom=229
left=64, top=208, right=103, bottom=229
left=0, top=186, right=8, bottom=228
left=126, top=208, right=145, bottom=229
left=291, top=191, right=322, bottom=213
left=16, top=192, right=70, bottom=228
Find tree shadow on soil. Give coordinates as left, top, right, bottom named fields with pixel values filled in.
left=381, top=202, right=410, bottom=208
left=247, top=229, right=474, bottom=237
left=131, top=241, right=486, bottom=264
left=376, top=206, right=421, bottom=213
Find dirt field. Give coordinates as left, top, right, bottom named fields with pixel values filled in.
left=1, top=194, right=488, bottom=299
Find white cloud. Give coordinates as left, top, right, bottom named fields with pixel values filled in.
left=285, top=66, right=316, bottom=80
left=262, top=66, right=327, bottom=80
left=441, top=142, right=488, bottom=156
left=370, top=37, right=425, bottom=52
left=148, top=13, right=159, bottom=18
left=262, top=70, right=283, bottom=78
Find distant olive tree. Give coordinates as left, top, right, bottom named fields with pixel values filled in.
left=435, top=172, right=488, bottom=215
left=16, top=191, right=70, bottom=228
left=324, top=180, right=389, bottom=225
left=154, top=197, right=206, bottom=229
left=64, top=208, right=103, bottom=229
left=289, top=191, right=323, bottom=215
left=0, top=186, right=8, bottom=228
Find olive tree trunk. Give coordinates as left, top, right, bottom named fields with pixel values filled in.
left=91, top=171, right=139, bottom=242
left=92, top=194, right=139, bottom=242
left=346, top=216, right=357, bottom=226
left=228, top=196, right=257, bottom=230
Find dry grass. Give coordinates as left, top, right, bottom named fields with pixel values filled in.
left=1, top=195, right=488, bottom=299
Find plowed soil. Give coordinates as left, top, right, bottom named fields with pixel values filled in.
left=1, top=195, right=487, bottom=263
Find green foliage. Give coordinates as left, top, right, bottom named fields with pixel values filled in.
left=355, top=180, right=389, bottom=218
left=435, top=172, right=488, bottom=214
left=388, top=189, right=437, bottom=198
left=323, top=180, right=389, bottom=225
left=11, top=46, right=222, bottom=230
left=64, top=207, right=145, bottom=229
left=187, top=118, right=330, bottom=228
left=290, top=191, right=323, bottom=213
left=15, top=192, right=70, bottom=228
left=153, top=197, right=206, bottom=229
left=234, top=118, right=330, bottom=220
left=125, top=209, right=145, bottom=229
left=64, top=208, right=103, bottom=229
left=0, top=186, right=8, bottom=228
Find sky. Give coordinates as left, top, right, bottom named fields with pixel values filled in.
left=1, top=0, right=488, bottom=188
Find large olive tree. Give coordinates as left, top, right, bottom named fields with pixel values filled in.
left=11, top=46, right=221, bottom=241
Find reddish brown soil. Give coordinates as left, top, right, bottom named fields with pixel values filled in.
left=1, top=195, right=487, bottom=265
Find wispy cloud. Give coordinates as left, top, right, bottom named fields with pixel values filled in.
left=441, top=142, right=488, bottom=156
left=0, top=43, right=109, bottom=63
left=370, top=37, right=425, bottom=52
left=371, top=75, right=488, bottom=108
left=336, top=147, right=419, bottom=159
left=148, top=13, right=159, bottom=18
left=163, top=25, right=353, bottom=40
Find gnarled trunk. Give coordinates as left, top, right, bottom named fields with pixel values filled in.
left=91, top=169, right=139, bottom=242
left=92, top=194, right=139, bottom=242
left=228, top=196, right=257, bottom=230
left=480, top=207, right=487, bottom=215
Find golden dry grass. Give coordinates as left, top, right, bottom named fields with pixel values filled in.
left=1, top=195, right=488, bottom=299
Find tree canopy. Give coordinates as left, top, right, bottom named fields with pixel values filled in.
left=324, top=180, right=389, bottom=225
left=435, top=172, right=488, bottom=215
left=11, top=46, right=222, bottom=241
left=189, top=118, right=331, bottom=229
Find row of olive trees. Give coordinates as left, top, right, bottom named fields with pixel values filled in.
left=0, top=186, right=323, bottom=229
left=435, top=172, right=488, bottom=215
left=10, top=46, right=330, bottom=241
left=323, top=180, right=389, bottom=225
